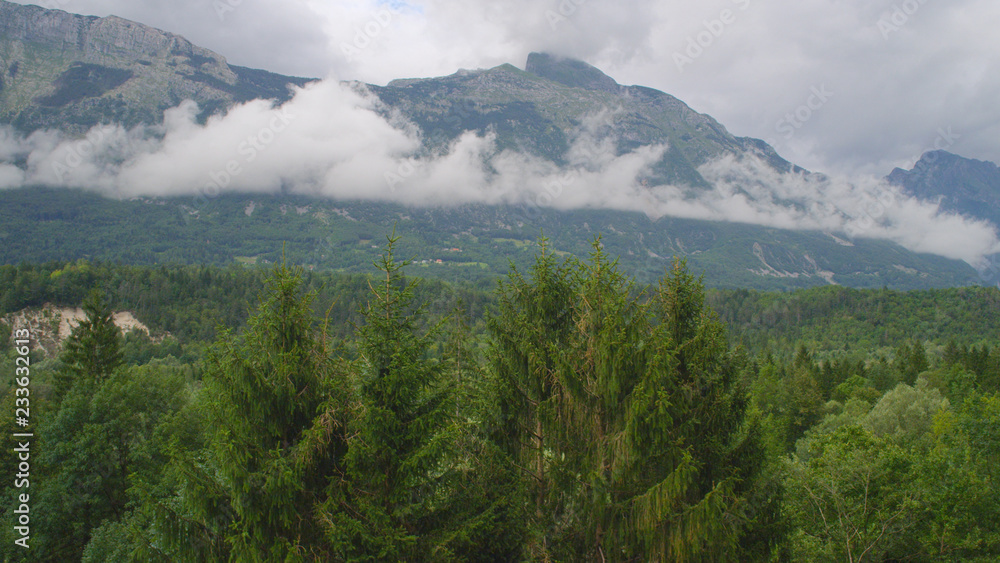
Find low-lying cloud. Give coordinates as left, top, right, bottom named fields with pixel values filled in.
left=1, top=78, right=997, bottom=267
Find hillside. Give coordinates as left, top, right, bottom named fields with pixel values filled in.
left=0, top=187, right=981, bottom=290
left=0, top=1, right=989, bottom=290
left=887, top=150, right=1000, bottom=229
left=0, top=0, right=312, bottom=132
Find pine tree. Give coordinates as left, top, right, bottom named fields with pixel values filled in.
left=153, top=262, right=351, bottom=561
left=56, top=290, right=124, bottom=399
left=487, top=237, right=577, bottom=558
left=329, top=232, right=456, bottom=560
left=489, top=246, right=779, bottom=561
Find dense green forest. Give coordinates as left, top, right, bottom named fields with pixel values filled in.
left=0, top=187, right=982, bottom=291
left=1, top=238, right=999, bottom=561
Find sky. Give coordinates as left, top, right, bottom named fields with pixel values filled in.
left=3, top=0, right=1000, bottom=267
left=14, top=0, right=1000, bottom=176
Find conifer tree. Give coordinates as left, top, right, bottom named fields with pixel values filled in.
left=487, top=237, right=576, bottom=557
left=896, top=340, right=929, bottom=385
left=155, top=262, right=350, bottom=561
left=548, top=241, right=653, bottom=560
left=630, top=259, right=773, bottom=561
left=329, top=232, right=456, bottom=560
left=489, top=245, right=778, bottom=561
left=56, top=290, right=124, bottom=399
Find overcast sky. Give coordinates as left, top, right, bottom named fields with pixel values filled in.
left=14, top=0, right=1000, bottom=176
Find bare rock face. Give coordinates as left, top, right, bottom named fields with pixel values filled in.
left=524, top=52, right=621, bottom=94
left=0, top=0, right=307, bottom=133
left=0, top=2, right=232, bottom=76
left=2, top=303, right=154, bottom=358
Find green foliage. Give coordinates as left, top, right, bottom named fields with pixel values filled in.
left=832, top=374, right=880, bottom=404
left=787, top=389, right=1000, bottom=561
left=709, top=285, right=1000, bottom=355
left=328, top=232, right=461, bottom=560
left=911, top=406, right=1000, bottom=560
left=2, top=234, right=1000, bottom=560
left=489, top=242, right=780, bottom=561
left=0, top=187, right=983, bottom=292
left=896, top=340, right=930, bottom=385
left=0, top=258, right=491, bottom=347
left=168, top=262, right=350, bottom=561
left=55, top=290, right=124, bottom=398
left=864, top=381, right=949, bottom=449
left=4, top=362, right=190, bottom=561
left=486, top=237, right=577, bottom=556
left=786, top=425, right=920, bottom=562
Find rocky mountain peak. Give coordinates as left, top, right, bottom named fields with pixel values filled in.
left=0, top=0, right=312, bottom=133
left=524, top=52, right=621, bottom=93
left=0, top=0, right=226, bottom=69
left=887, top=150, right=1000, bottom=229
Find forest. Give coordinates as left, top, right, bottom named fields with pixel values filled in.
left=0, top=187, right=980, bottom=292
left=1, top=236, right=999, bottom=561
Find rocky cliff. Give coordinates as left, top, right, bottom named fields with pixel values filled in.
left=887, top=150, right=1000, bottom=229
left=0, top=0, right=311, bottom=133
left=375, top=52, right=798, bottom=187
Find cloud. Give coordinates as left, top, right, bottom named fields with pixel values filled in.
left=690, top=156, right=1000, bottom=266
left=1, top=78, right=997, bottom=266
left=8, top=0, right=999, bottom=177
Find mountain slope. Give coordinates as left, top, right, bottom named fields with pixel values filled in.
left=887, top=150, right=1000, bottom=228
left=0, top=187, right=979, bottom=290
left=373, top=52, right=795, bottom=187
left=0, top=2, right=986, bottom=290
left=0, top=1, right=800, bottom=187
left=0, top=0, right=312, bottom=133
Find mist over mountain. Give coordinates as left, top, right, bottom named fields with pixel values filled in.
left=0, top=0, right=998, bottom=288
left=888, top=150, right=1000, bottom=229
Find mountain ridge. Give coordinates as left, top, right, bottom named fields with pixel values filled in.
left=0, top=0, right=992, bottom=290
left=0, top=0, right=795, bottom=187
left=887, top=150, right=1000, bottom=229
left=0, top=0, right=313, bottom=132
left=373, top=51, right=797, bottom=187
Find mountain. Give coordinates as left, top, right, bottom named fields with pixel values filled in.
left=887, top=150, right=1000, bottom=229
left=373, top=52, right=797, bottom=187
left=0, top=0, right=312, bottom=133
left=0, top=0, right=790, bottom=186
left=0, top=1, right=985, bottom=289
left=0, top=187, right=979, bottom=291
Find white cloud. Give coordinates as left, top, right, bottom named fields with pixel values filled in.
left=1, top=78, right=996, bottom=266
left=7, top=0, right=999, bottom=175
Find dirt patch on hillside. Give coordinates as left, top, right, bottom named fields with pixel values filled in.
left=3, top=304, right=153, bottom=358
